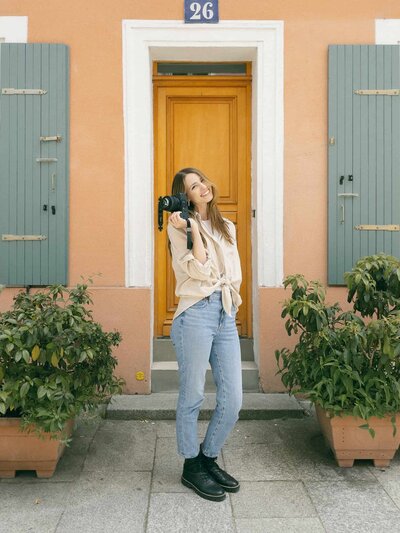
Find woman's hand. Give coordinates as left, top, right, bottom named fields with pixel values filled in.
left=169, top=212, right=198, bottom=231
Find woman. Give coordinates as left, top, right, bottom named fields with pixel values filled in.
left=167, top=167, right=243, bottom=502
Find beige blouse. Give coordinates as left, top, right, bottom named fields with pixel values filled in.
left=167, top=211, right=242, bottom=320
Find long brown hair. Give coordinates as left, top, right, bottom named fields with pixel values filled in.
left=167, top=167, right=234, bottom=255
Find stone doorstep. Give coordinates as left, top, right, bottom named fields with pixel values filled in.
left=151, top=360, right=260, bottom=393
left=105, top=393, right=307, bottom=421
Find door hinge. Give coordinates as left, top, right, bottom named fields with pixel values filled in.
left=252, top=209, right=256, bottom=218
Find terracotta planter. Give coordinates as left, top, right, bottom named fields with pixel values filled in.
left=315, top=404, right=400, bottom=468
left=0, top=417, right=75, bottom=478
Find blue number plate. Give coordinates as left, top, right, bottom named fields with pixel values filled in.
left=184, top=0, right=219, bottom=24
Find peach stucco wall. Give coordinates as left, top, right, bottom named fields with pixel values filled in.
left=2, top=1, right=400, bottom=393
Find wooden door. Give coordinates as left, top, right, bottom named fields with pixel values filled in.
left=154, top=69, right=252, bottom=337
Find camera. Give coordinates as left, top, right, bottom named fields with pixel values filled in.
left=157, top=192, right=193, bottom=249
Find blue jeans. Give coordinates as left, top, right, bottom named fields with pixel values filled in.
left=170, top=290, right=242, bottom=459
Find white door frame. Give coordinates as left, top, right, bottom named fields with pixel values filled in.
left=122, top=20, right=284, bottom=361
left=122, top=19, right=284, bottom=288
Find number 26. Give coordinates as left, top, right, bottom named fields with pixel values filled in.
left=189, top=1, right=214, bottom=20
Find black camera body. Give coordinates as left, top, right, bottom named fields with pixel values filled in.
left=158, top=192, right=193, bottom=249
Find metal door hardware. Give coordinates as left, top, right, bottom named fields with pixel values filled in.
left=2, top=88, right=47, bottom=95
left=339, top=176, right=344, bottom=184
left=354, top=89, right=399, bottom=96
left=2, top=234, right=47, bottom=241
left=43, top=204, right=48, bottom=211
left=329, top=137, right=335, bottom=145
left=348, top=174, right=353, bottom=181
left=338, top=193, right=359, bottom=197
left=36, top=158, right=58, bottom=163
left=51, top=206, right=56, bottom=215
left=355, top=224, right=400, bottom=231
left=40, top=135, right=62, bottom=142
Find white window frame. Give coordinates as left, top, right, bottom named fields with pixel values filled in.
left=0, top=17, right=28, bottom=42
left=376, top=19, right=400, bottom=44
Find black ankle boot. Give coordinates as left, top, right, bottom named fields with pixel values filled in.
left=181, top=452, right=226, bottom=502
left=199, top=444, right=240, bottom=493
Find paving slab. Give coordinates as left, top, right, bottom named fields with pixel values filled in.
left=234, top=517, right=326, bottom=532
left=231, top=480, right=318, bottom=518
left=82, top=419, right=156, bottom=473
left=223, top=420, right=286, bottom=447
left=222, top=442, right=299, bottom=481
left=106, top=392, right=305, bottom=420
left=146, top=493, right=234, bottom=532
left=0, top=481, right=73, bottom=533
left=55, top=471, right=151, bottom=533
left=304, top=480, right=400, bottom=533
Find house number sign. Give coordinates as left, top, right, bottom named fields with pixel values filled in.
left=184, top=0, right=219, bottom=23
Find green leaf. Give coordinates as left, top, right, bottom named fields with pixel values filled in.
left=22, top=350, right=30, bottom=363
left=5, top=343, right=14, bottom=354
left=37, top=386, right=47, bottom=399
left=20, top=382, right=30, bottom=398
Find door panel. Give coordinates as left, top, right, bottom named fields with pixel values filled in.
left=154, top=79, right=251, bottom=337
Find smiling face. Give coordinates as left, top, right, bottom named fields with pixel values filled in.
left=184, top=172, right=214, bottom=209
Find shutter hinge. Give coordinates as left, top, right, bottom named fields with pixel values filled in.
left=40, top=135, right=62, bottom=142
left=252, top=209, right=256, bottom=218
left=354, top=89, right=399, bottom=96
left=2, top=235, right=47, bottom=241
left=2, top=88, right=47, bottom=95
left=355, top=225, right=400, bottom=232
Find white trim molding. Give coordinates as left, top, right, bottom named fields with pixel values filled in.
left=122, top=20, right=284, bottom=288
left=0, top=17, right=28, bottom=42
left=376, top=19, right=400, bottom=44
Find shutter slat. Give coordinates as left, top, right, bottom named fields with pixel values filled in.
left=376, top=45, right=385, bottom=254
left=344, top=45, right=353, bottom=276
left=352, top=45, right=361, bottom=266
left=391, top=46, right=400, bottom=258
left=40, top=44, right=50, bottom=284
left=328, top=45, right=338, bottom=282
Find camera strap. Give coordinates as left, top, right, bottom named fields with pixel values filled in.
left=186, top=219, right=193, bottom=250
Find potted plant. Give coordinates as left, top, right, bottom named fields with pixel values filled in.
left=275, top=253, right=400, bottom=468
left=0, top=281, right=125, bottom=478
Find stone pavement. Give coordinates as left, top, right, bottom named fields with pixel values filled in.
left=2, top=400, right=400, bottom=533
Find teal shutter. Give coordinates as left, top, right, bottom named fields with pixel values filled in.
left=0, top=43, right=69, bottom=286
left=328, top=45, right=400, bottom=284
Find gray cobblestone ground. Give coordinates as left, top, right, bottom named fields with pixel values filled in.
left=1, top=402, right=400, bottom=533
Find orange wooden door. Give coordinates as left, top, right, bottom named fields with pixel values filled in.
left=154, top=73, right=252, bottom=338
